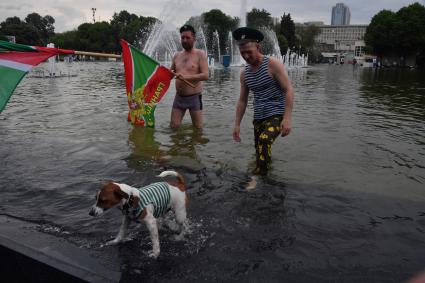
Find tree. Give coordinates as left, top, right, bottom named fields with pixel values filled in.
left=394, top=3, right=425, bottom=58
left=364, top=10, right=397, bottom=59
left=25, top=13, right=55, bottom=44
left=280, top=13, right=296, bottom=51
left=0, top=16, right=40, bottom=45
left=50, top=30, right=79, bottom=50
left=202, top=9, right=239, bottom=55
left=110, top=10, right=157, bottom=52
left=365, top=3, right=425, bottom=67
left=296, top=24, right=321, bottom=55
left=75, top=22, right=115, bottom=52
left=246, top=8, right=272, bottom=29
left=277, top=33, right=288, bottom=54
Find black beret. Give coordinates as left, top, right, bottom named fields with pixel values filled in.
left=232, top=27, right=264, bottom=42
left=180, top=24, right=196, bottom=35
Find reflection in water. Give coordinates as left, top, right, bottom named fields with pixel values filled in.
left=359, top=68, right=425, bottom=120
left=126, top=124, right=210, bottom=173
left=167, top=126, right=209, bottom=158
left=126, top=127, right=165, bottom=171
left=356, top=68, right=425, bottom=185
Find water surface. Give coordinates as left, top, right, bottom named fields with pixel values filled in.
left=1, top=63, right=424, bottom=282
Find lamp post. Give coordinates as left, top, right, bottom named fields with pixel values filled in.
left=92, top=8, right=97, bottom=23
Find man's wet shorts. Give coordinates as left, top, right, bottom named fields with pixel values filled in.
left=172, top=93, right=203, bottom=111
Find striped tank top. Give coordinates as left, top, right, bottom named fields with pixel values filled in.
left=244, top=56, right=285, bottom=120
left=130, top=182, right=171, bottom=219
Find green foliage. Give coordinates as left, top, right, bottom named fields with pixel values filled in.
left=246, top=8, right=272, bottom=29
left=75, top=22, right=115, bottom=52
left=365, top=2, right=425, bottom=66
left=280, top=13, right=296, bottom=50
left=25, top=13, right=55, bottom=44
left=295, top=24, right=321, bottom=54
left=395, top=3, right=425, bottom=56
left=111, top=10, right=157, bottom=52
left=364, top=10, right=397, bottom=57
left=0, top=9, right=157, bottom=53
left=277, top=33, right=288, bottom=54
left=0, top=16, right=42, bottom=45
left=50, top=30, right=78, bottom=49
left=202, top=9, right=239, bottom=55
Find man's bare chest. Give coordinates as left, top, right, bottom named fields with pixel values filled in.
left=176, top=55, right=199, bottom=72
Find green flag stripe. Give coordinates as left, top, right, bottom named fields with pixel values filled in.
left=0, top=40, right=37, bottom=52
left=129, top=45, right=158, bottom=92
left=0, top=65, right=27, bottom=112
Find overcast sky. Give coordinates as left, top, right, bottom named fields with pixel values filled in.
left=1, top=0, right=423, bottom=32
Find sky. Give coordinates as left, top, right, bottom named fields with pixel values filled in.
left=0, top=0, right=423, bottom=33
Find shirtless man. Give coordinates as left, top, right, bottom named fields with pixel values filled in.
left=170, top=25, right=209, bottom=129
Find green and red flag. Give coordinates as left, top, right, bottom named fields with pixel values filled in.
left=0, top=40, right=74, bottom=112
left=120, top=39, right=173, bottom=127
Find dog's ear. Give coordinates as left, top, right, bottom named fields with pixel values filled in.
left=132, top=195, right=140, bottom=208
left=113, top=186, right=129, bottom=199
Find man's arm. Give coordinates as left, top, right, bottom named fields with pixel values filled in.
left=270, top=57, right=294, bottom=136
left=233, top=70, right=249, bottom=142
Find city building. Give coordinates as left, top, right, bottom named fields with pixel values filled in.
left=331, top=3, right=351, bottom=25
left=315, top=25, right=367, bottom=52
left=303, top=21, right=325, bottom=26
left=314, top=25, right=368, bottom=63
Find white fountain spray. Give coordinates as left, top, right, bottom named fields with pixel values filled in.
left=142, top=0, right=190, bottom=58
left=261, top=28, right=283, bottom=62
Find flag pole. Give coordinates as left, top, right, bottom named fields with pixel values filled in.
left=170, top=70, right=196, bottom=88
left=74, top=50, right=121, bottom=58
left=75, top=50, right=195, bottom=88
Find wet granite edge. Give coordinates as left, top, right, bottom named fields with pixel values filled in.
left=0, top=215, right=121, bottom=283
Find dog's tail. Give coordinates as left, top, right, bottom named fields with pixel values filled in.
left=157, top=170, right=185, bottom=186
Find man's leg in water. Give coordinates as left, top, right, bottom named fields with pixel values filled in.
left=189, top=110, right=203, bottom=129
left=170, top=107, right=185, bottom=129
left=253, top=116, right=282, bottom=175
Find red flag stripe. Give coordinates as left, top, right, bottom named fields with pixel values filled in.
left=120, top=40, right=134, bottom=95
left=32, top=46, right=75, bottom=54
left=143, top=66, right=174, bottom=103
left=0, top=51, right=55, bottom=66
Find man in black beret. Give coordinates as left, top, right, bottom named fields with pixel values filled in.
left=170, top=25, right=209, bottom=129
left=232, top=27, right=294, bottom=186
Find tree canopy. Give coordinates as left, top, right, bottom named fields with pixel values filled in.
left=365, top=2, right=425, bottom=65
left=200, top=9, right=239, bottom=55
left=0, top=14, right=53, bottom=45
left=247, top=8, right=272, bottom=29
left=280, top=13, right=296, bottom=50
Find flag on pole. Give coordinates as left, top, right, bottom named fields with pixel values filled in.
left=120, top=39, right=173, bottom=127
left=0, top=40, right=74, bottom=113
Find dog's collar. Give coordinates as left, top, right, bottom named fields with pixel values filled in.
left=121, top=194, right=137, bottom=217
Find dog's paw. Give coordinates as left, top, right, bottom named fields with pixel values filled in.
left=166, top=221, right=180, bottom=232
left=172, top=233, right=185, bottom=241
left=105, top=238, right=121, bottom=246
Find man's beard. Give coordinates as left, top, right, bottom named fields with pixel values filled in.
left=182, top=42, right=193, bottom=51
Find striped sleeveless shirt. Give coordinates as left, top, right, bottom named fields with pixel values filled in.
left=244, top=56, right=285, bottom=120
left=129, top=182, right=171, bottom=219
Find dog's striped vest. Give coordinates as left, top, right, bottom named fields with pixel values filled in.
left=130, top=182, right=171, bottom=219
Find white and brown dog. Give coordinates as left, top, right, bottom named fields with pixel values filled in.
left=89, top=170, right=187, bottom=258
